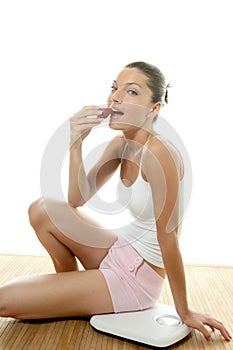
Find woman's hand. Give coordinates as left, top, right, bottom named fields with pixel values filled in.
left=70, top=106, right=103, bottom=147
left=181, top=309, right=232, bottom=341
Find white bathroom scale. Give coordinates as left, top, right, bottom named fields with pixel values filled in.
left=90, top=303, right=192, bottom=348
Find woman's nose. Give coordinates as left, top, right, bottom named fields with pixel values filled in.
left=111, top=90, right=123, bottom=103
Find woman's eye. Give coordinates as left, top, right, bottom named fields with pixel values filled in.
left=111, top=86, right=117, bottom=92
left=128, top=89, right=138, bottom=95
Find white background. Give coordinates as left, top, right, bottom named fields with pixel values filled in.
left=0, top=0, right=232, bottom=265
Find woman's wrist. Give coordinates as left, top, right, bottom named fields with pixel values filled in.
left=70, top=139, right=83, bottom=153
left=176, top=306, right=191, bottom=321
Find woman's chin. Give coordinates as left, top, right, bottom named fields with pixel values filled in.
left=108, top=120, right=125, bottom=130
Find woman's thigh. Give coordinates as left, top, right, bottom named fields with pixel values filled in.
left=0, top=269, right=114, bottom=319
left=31, top=198, right=118, bottom=269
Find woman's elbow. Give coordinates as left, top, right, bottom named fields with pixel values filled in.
left=67, top=196, right=85, bottom=208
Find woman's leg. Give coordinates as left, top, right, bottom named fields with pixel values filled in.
left=0, top=269, right=114, bottom=320
left=28, top=198, right=118, bottom=272
left=0, top=198, right=118, bottom=320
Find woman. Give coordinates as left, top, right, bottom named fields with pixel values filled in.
left=0, top=62, right=231, bottom=342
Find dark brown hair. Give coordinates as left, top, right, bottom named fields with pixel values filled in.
left=125, top=61, right=169, bottom=104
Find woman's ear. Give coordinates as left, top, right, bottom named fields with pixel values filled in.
left=147, top=102, right=162, bottom=119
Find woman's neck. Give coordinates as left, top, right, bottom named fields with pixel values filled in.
left=122, top=132, right=151, bottom=158
left=122, top=125, right=155, bottom=152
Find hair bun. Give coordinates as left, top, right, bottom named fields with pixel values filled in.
left=165, top=83, right=171, bottom=104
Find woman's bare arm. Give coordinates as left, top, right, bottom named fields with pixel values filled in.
left=68, top=135, right=123, bottom=207
left=144, top=137, right=231, bottom=341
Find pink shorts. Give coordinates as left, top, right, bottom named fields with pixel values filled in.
left=99, top=237, right=164, bottom=313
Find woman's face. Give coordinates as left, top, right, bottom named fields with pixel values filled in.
left=107, top=68, right=156, bottom=131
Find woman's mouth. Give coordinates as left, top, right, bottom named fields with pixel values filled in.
left=110, top=108, right=124, bottom=120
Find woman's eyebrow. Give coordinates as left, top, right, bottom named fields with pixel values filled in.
left=125, top=82, right=142, bottom=89
left=112, top=80, right=142, bottom=88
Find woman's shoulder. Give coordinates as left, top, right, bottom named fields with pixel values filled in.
left=145, top=134, right=184, bottom=179
left=146, top=133, right=172, bottom=153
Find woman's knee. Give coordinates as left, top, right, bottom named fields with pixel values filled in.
left=28, top=198, right=71, bottom=230
left=28, top=198, right=48, bottom=229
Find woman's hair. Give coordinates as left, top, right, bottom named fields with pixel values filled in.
left=124, top=61, right=169, bottom=105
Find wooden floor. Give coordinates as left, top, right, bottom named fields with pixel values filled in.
left=0, top=254, right=232, bottom=350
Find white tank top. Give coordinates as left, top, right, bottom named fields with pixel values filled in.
left=116, top=144, right=184, bottom=268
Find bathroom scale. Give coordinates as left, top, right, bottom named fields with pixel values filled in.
left=90, top=303, right=192, bottom=348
